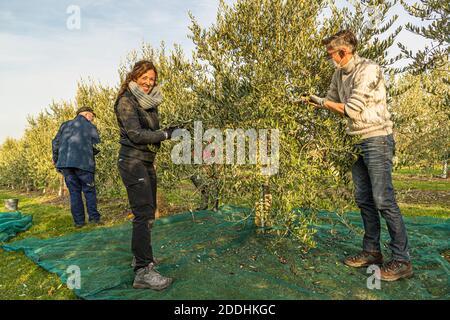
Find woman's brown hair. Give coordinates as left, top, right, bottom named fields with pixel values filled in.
left=117, top=60, right=158, bottom=98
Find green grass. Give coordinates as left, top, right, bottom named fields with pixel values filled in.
left=393, top=178, right=450, bottom=192
left=393, top=170, right=449, bottom=218
left=0, top=191, right=79, bottom=299
left=392, top=169, right=449, bottom=218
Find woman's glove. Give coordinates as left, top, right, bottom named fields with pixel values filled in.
left=162, top=127, right=179, bottom=140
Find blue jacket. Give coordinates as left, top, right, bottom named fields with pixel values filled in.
left=52, top=115, right=101, bottom=173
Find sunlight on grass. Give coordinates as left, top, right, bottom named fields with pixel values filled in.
left=393, top=179, right=450, bottom=192
left=0, top=189, right=123, bottom=300
left=398, top=203, right=449, bottom=219
left=393, top=166, right=443, bottom=177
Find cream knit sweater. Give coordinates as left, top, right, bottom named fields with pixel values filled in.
left=325, top=54, right=393, bottom=139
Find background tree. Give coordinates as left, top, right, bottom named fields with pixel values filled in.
left=0, top=138, right=27, bottom=190
left=0, top=0, right=406, bottom=250
left=391, top=65, right=450, bottom=175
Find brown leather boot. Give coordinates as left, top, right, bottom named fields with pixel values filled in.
left=344, top=251, right=383, bottom=268
left=380, top=260, right=413, bottom=281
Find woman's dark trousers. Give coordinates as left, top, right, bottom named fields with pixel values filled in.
left=118, top=156, right=157, bottom=271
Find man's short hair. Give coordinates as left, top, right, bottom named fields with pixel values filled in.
left=76, top=106, right=96, bottom=117
left=322, top=30, right=358, bottom=53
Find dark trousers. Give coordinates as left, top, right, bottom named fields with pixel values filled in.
left=352, top=134, right=410, bottom=261
left=118, top=156, right=157, bottom=271
left=61, top=168, right=100, bottom=226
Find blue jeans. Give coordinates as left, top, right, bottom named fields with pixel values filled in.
left=61, top=168, right=101, bottom=226
left=352, top=134, right=410, bottom=261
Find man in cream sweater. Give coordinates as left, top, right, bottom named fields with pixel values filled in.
left=309, top=30, right=413, bottom=281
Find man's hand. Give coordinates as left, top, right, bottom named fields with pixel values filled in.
left=309, top=95, right=325, bottom=107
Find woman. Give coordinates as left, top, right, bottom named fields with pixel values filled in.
left=114, top=60, right=175, bottom=290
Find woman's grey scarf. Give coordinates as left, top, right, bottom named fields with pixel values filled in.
left=128, top=81, right=163, bottom=110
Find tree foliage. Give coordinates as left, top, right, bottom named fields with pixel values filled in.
left=398, top=0, right=450, bottom=74
left=0, top=0, right=406, bottom=249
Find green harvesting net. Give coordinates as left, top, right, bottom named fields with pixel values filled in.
left=0, top=212, right=33, bottom=242
left=2, top=206, right=449, bottom=300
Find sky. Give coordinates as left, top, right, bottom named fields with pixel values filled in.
left=0, top=0, right=430, bottom=144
